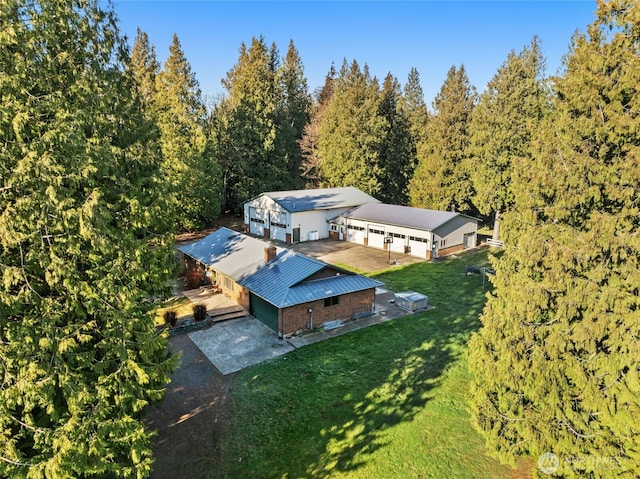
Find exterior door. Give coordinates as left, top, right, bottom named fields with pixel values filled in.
left=292, top=228, right=300, bottom=243
left=463, top=232, right=476, bottom=249
left=432, top=240, right=438, bottom=259
left=249, top=293, right=279, bottom=332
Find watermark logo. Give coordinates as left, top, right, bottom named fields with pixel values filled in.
left=538, top=452, right=560, bottom=475
left=538, top=452, right=625, bottom=475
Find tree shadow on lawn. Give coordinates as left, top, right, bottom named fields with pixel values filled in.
left=223, top=255, right=492, bottom=478
left=306, top=309, right=482, bottom=477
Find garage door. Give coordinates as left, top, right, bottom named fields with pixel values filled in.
left=389, top=233, right=406, bottom=254
left=408, top=235, right=429, bottom=258
left=367, top=225, right=386, bottom=249
left=249, top=207, right=266, bottom=237
left=250, top=293, right=279, bottom=332
left=347, top=224, right=366, bottom=244
left=269, top=211, right=287, bottom=242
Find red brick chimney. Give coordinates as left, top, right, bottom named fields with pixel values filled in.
left=264, top=243, right=277, bottom=262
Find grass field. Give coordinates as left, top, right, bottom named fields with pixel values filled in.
left=214, top=249, right=529, bottom=478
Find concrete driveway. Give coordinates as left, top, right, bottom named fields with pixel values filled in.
left=188, top=317, right=293, bottom=375
left=291, top=239, right=424, bottom=272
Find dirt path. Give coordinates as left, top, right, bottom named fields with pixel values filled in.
left=146, top=335, right=233, bottom=479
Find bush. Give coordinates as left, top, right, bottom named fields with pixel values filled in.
left=193, top=304, right=207, bottom=322
left=164, top=310, right=178, bottom=327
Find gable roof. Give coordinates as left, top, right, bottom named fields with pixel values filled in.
left=332, top=203, right=478, bottom=232
left=259, top=186, right=379, bottom=213
left=177, top=227, right=280, bottom=281
left=238, top=250, right=383, bottom=308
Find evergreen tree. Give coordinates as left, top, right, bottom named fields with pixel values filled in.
left=377, top=73, right=414, bottom=204
left=155, top=34, right=221, bottom=230
left=469, top=2, right=640, bottom=477
left=219, top=36, right=287, bottom=210
left=277, top=40, right=311, bottom=189
left=0, top=1, right=177, bottom=476
left=467, top=37, right=548, bottom=240
left=401, top=67, right=429, bottom=146
left=318, top=59, right=385, bottom=196
left=129, top=28, right=159, bottom=113
left=408, top=65, right=476, bottom=211
left=299, top=64, right=336, bottom=187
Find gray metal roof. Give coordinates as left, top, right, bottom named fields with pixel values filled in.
left=333, top=203, right=478, bottom=232
left=260, top=186, right=379, bottom=213
left=238, top=250, right=382, bottom=308
left=177, top=227, right=281, bottom=281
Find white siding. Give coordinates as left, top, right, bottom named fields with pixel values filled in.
left=433, top=216, right=478, bottom=250
left=290, top=207, right=354, bottom=242
left=342, top=216, right=478, bottom=259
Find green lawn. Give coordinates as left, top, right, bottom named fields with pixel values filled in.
left=153, top=295, right=193, bottom=326
left=215, top=249, right=526, bottom=478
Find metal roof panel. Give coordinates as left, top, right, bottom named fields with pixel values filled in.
left=262, top=186, right=379, bottom=212
left=333, top=203, right=477, bottom=232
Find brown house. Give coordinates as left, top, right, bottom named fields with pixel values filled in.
left=179, top=228, right=382, bottom=337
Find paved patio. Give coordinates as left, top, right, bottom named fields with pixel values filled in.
left=185, top=287, right=425, bottom=374
left=188, top=317, right=294, bottom=375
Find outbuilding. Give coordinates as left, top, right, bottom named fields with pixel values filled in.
left=243, top=186, right=379, bottom=244
left=329, top=203, right=479, bottom=260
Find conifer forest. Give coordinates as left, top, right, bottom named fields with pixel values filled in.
left=0, top=0, right=638, bottom=477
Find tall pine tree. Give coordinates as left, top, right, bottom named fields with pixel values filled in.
left=276, top=40, right=311, bottom=190
left=469, top=2, right=640, bottom=477
left=401, top=67, right=429, bottom=148
left=219, top=36, right=286, bottom=210
left=408, top=65, right=476, bottom=211
left=299, top=64, right=336, bottom=188
left=467, top=37, right=548, bottom=240
left=318, top=59, right=385, bottom=196
left=377, top=73, right=414, bottom=204
left=0, top=1, right=177, bottom=476
left=155, top=34, right=221, bottom=230
left=129, top=28, right=159, bottom=114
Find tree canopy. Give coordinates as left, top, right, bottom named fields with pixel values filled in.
left=409, top=65, right=476, bottom=211
left=467, top=37, right=548, bottom=239
left=0, top=1, right=177, bottom=476
left=155, top=33, right=221, bottom=230
left=469, top=2, right=640, bottom=477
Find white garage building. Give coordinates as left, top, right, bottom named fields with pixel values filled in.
left=243, top=187, right=379, bottom=244
left=329, top=203, right=479, bottom=260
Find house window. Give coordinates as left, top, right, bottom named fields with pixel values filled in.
left=250, top=217, right=264, bottom=224
left=271, top=221, right=286, bottom=228
left=324, top=296, right=339, bottom=307
left=331, top=224, right=339, bottom=232
left=223, top=275, right=234, bottom=291
left=391, top=232, right=405, bottom=239
left=409, top=236, right=427, bottom=243
left=441, top=239, right=446, bottom=247
left=369, top=228, right=384, bottom=235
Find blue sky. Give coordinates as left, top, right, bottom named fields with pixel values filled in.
left=111, top=1, right=598, bottom=106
